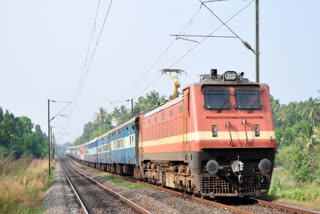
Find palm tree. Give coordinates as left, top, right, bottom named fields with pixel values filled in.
left=95, top=107, right=107, bottom=134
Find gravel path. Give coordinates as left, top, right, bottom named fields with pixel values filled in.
left=64, top=160, right=138, bottom=214
left=43, top=160, right=81, bottom=214
left=69, top=158, right=233, bottom=214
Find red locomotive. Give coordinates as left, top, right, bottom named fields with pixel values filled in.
left=135, top=69, right=276, bottom=197
left=68, top=69, right=276, bottom=198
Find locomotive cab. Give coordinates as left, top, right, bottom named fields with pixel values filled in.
left=184, top=70, right=276, bottom=198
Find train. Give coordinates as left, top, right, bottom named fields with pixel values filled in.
left=68, top=70, right=276, bottom=198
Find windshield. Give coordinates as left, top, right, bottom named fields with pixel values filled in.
left=235, top=87, right=261, bottom=110
left=203, top=87, right=230, bottom=110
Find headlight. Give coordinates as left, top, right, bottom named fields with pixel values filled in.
left=206, top=159, right=219, bottom=175
left=258, top=158, right=272, bottom=174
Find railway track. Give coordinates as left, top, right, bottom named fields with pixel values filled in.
left=61, top=159, right=152, bottom=214
left=69, top=158, right=320, bottom=214
left=251, top=198, right=320, bottom=214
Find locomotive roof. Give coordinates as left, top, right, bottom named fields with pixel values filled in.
left=186, top=81, right=268, bottom=88
left=143, top=96, right=183, bottom=118
left=184, top=71, right=268, bottom=87
left=97, top=116, right=137, bottom=140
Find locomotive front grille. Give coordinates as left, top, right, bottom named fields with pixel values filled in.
left=200, top=175, right=269, bottom=196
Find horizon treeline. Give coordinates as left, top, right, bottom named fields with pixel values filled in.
left=73, top=91, right=166, bottom=146
left=0, top=107, right=48, bottom=158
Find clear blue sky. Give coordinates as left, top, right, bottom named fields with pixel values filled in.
left=1, top=0, right=319, bottom=143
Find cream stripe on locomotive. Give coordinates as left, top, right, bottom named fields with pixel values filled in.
left=141, top=131, right=275, bottom=147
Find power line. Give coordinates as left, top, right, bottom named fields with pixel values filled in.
left=64, top=1, right=254, bottom=143
left=170, top=0, right=255, bottom=68
left=73, top=0, right=113, bottom=106
left=132, top=74, right=162, bottom=99
left=78, top=0, right=102, bottom=89
left=132, top=0, right=255, bottom=97
left=63, top=0, right=113, bottom=142
left=70, top=0, right=113, bottom=117
left=118, top=6, right=202, bottom=100
left=200, top=0, right=255, bottom=54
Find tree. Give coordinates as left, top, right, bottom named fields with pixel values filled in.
left=0, top=108, right=48, bottom=158
left=73, top=91, right=167, bottom=146
left=272, top=96, right=320, bottom=183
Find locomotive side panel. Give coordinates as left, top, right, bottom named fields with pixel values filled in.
left=139, top=98, right=185, bottom=162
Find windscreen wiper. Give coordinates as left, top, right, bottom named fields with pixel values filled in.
left=217, top=97, right=228, bottom=113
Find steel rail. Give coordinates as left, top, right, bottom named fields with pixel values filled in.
left=139, top=182, right=254, bottom=214
left=251, top=198, right=320, bottom=214
left=70, top=159, right=253, bottom=214
left=71, top=158, right=320, bottom=214
left=61, top=161, right=89, bottom=214
left=65, top=160, right=152, bottom=214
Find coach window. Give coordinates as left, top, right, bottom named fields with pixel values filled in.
left=179, top=105, right=183, bottom=114
left=154, top=116, right=157, bottom=123
left=170, top=110, right=173, bottom=117
left=202, top=87, right=230, bottom=111
left=162, top=112, right=165, bottom=120
left=148, top=119, right=151, bottom=125
left=235, top=87, right=261, bottom=110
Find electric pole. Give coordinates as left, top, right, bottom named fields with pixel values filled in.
left=131, top=99, right=133, bottom=118
left=47, top=99, right=51, bottom=176
left=47, top=99, right=71, bottom=175
left=51, top=128, right=54, bottom=160
left=256, top=0, right=260, bottom=83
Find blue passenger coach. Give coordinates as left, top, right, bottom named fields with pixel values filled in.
left=68, top=117, right=139, bottom=175
left=97, top=118, right=137, bottom=165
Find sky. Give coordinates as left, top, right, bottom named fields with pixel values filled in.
left=1, top=0, right=319, bottom=144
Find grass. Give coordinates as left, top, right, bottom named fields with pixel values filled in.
left=0, top=155, right=52, bottom=213
left=100, top=173, right=148, bottom=190
left=267, top=169, right=320, bottom=210
left=79, top=166, right=87, bottom=171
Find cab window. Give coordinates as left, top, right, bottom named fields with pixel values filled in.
left=235, top=87, right=261, bottom=110
left=202, top=87, right=230, bottom=110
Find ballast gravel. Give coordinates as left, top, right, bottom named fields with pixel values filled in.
left=70, top=159, right=233, bottom=214
left=42, top=160, right=81, bottom=214
left=63, top=161, right=138, bottom=214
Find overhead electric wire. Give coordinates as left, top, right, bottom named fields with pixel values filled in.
left=170, top=0, right=255, bottom=68
left=132, top=0, right=255, bottom=98
left=118, top=7, right=202, bottom=101
left=78, top=0, right=102, bottom=88
left=51, top=102, right=72, bottom=121
left=63, top=0, right=113, bottom=140
left=199, top=0, right=255, bottom=54
left=64, top=0, right=254, bottom=143
left=70, top=0, right=113, bottom=115
left=73, top=0, right=113, bottom=107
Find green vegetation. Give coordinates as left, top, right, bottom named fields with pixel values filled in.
left=0, top=107, right=48, bottom=159
left=73, top=91, right=166, bottom=145
left=100, top=173, right=148, bottom=190
left=0, top=155, right=50, bottom=213
left=269, top=172, right=320, bottom=203
left=269, top=96, right=320, bottom=205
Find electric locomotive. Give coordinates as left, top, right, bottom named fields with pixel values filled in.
left=68, top=69, right=276, bottom=198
